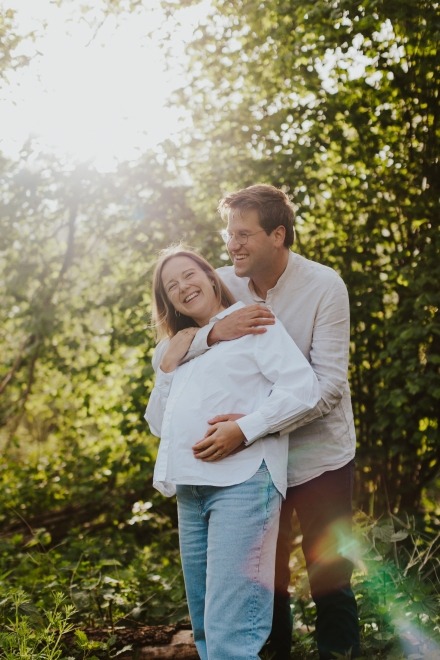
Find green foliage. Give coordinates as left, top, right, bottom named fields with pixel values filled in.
left=0, top=590, right=75, bottom=659
left=158, top=0, right=440, bottom=515
left=0, top=0, right=439, bottom=657
left=353, top=512, right=440, bottom=658
left=0, top=6, right=31, bottom=80
left=283, top=512, right=440, bottom=658
left=0, top=438, right=186, bottom=626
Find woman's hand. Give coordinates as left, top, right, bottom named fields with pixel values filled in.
left=160, top=327, right=199, bottom=372
left=192, top=421, right=246, bottom=461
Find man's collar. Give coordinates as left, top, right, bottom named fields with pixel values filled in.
left=247, top=251, right=295, bottom=300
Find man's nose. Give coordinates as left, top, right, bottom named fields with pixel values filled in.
left=227, top=234, right=241, bottom=249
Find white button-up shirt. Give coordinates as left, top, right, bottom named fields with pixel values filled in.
left=145, top=302, right=320, bottom=498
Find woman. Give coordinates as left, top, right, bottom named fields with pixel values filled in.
left=145, top=246, right=319, bottom=660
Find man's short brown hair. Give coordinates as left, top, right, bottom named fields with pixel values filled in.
left=218, top=184, right=295, bottom=248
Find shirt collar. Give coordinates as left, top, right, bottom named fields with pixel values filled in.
left=210, top=301, right=245, bottom=322
left=247, top=251, right=297, bottom=300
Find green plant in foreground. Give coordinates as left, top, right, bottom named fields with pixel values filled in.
left=281, top=510, right=440, bottom=658
left=351, top=512, right=440, bottom=658
left=0, top=589, right=76, bottom=659
left=71, top=629, right=133, bottom=659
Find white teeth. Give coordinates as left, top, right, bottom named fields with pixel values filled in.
left=184, top=292, right=198, bottom=303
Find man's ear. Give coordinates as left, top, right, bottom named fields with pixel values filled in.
left=273, top=225, right=286, bottom=246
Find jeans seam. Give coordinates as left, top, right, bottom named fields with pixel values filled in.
left=247, top=468, right=274, bottom=658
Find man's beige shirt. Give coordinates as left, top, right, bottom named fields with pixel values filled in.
left=188, top=251, right=356, bottom=487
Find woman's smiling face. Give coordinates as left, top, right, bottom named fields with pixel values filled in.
left=161, top=255, right=222, bottom=327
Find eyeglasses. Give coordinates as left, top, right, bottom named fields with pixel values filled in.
left=220, top=229, right=267, bottom=246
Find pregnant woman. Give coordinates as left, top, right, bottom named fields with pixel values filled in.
left=145, top=246, right=319, bottom=660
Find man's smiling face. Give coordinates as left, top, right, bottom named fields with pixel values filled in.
left=225, top=208, right=277, bottom=280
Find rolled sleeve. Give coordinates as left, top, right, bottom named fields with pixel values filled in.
left=236, top=411, right=269, bottom=445
left=145, top=347, right=175, bottom=437
left=180, top=323, right=213, bottom=363
left=236, top=319, right=320, bottom=444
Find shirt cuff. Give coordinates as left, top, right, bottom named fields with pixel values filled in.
left=180, top=323, right=214, bottom=364
left=236, top=411, right=270, bottom=446
left=155, top=367, right=174, bottom=393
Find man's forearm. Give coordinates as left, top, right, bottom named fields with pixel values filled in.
left=267, top=399, right=325, bottom=436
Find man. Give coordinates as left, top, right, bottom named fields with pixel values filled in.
left=189, top=184, right=361, bottom=659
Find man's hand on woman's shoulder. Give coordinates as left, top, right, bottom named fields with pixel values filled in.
left=208, top=304, right=275, bottom=345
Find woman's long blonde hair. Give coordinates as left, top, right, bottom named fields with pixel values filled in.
left=151, top=245, right=235, bottom=340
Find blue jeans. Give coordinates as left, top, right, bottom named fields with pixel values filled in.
left=176, top=462, right=281, bottom=660
left=269, top=460, right=360, bottom=659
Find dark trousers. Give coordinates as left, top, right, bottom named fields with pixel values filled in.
left=268, top=460, right=361, bottom=659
